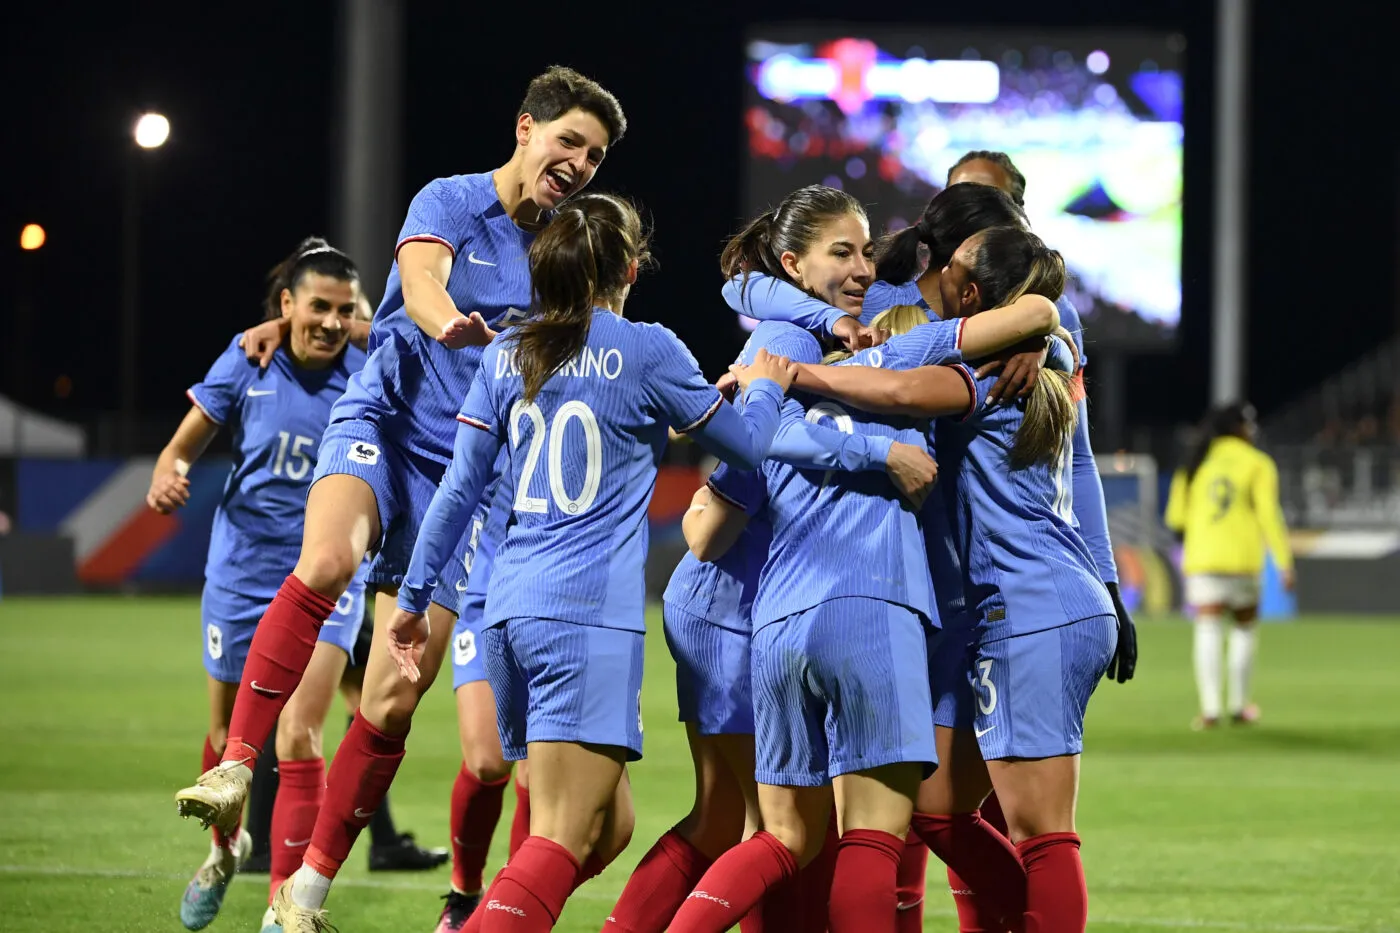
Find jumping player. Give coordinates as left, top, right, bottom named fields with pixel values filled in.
left=147, top=239, right=370, bottom=931
left=173, top=73, right=627, bottom=911
left=1165, top=402, right=1293, bottom=729
left=294, top=193, right=800, bottom=933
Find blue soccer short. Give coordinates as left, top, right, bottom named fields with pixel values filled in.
left=663, top=603, right=754, bottom=737
left=483, top=619, right=646, bottom=762
left=938, top=614, right=1117, bottom=760
left=201, top=568, right=368, bottom=684
left=314, top=417, right=470, bottom=610
left=752, top=596, right=936, bottom=787
left=451, top=501, right=496, bottom=690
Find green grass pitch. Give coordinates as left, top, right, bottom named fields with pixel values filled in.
left=0, top=597, right=1397, bottom=932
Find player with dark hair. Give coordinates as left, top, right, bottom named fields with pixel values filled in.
left=148, top=238, right=371, bottom=931
left=1166, top=402, right=1293, bottom=730
left=792, top=227, right=1115, bottom=933
left=315, top=192, right=799, bottom=933
left=947, top=150, right=1028, bottom=206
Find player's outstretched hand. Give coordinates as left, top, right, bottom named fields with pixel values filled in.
left=976, top=336, right=1048, bottom=405
left=146, top=469, right=191, bottom=514
left=729, top=348, right=798, bottom=394
left=832, top=315, right=885, bottom=352
left=1105, top=582, right=1138, bottom=683
left=886, top=442, right=938, bottom=510
left=240, top=318, right=290, bottom=369
left=438, top=312, right=498, bottom=349
left=385, top=609, right=431, bottom=683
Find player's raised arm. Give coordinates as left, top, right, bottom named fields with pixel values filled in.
left=787, top=361, right=975, bottom=419
left=398, top=239, right=496, bottom=349
left=957, top=294, right=1059, bottom=358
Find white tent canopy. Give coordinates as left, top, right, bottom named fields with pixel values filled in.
left=0, top=395, right=85, bottom=457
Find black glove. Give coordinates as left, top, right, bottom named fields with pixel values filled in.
left=1105, top=581, right=1138, bottom=683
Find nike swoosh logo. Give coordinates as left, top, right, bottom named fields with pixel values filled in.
left=246, top=388, right=276, bottom=397
left=353, top=807, right=375, bottom=819
left=974, top=725, right=996, bottom=738
left=249, top=681, right=283, bottom=697
left=467, top=251, right=496, bottom=266
left=283, top=838, right=311, bottom=847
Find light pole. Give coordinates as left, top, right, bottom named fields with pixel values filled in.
left=121, top=112, right=169, bottom=452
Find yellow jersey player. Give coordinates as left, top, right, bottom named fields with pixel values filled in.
left=1165, top=402, right=1294, bottom=729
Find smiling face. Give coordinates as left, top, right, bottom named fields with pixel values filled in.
left=779, top=211, right=875, bottom=316
left=281, top=272, right=359, bottom=367
left=516, top=107, right=611, bottom=210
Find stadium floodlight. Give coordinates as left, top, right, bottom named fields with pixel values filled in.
left=134, top=112, right=170, bottom=149
left=20, top=223, right=46, bottom=250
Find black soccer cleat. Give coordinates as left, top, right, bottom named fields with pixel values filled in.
left=433, top=890, right=481, bottom=933
left=367, top=832, right=450, bottom=872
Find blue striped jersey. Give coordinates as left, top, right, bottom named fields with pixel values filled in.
left=330, top=173, right=538, bottom=465
left=862, top=279, right=930, bottom=324
left=443, top=310, right=780, bottom=632
left=188, top=336, right=366, bottom=601
left=714, top=358, right=936, bottom=631
left=935, top=345, right=1113, bottom=638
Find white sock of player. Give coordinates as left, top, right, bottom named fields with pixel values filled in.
left=1193, top=614, right=1224, bottom=719
left=291, top=864, right=333, bottom=911
left=1227, top=624, right=1257, bottom=715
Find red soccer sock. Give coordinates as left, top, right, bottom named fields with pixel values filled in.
left=896, top=835, right=929, bottom=933
left=509, top=782, right=531, bottom=859
left=1017, top=833, right=1086, bottom=933
left=828, top=829, right=903, bottom=933
left=303, top=711, right=407, bottom=879
left=793, top=812, right=840, bottom=933
left=478, top=835, right=579, bottom=932
left=917, top=810, right=1025, bottom=932
left=451, top=764, right=509, bottom=894
left=461, top=874, right=503, bottom=933
left=574, top=851, right=606, bottom=890
left=223, top=576, right=334, bottom=766
left=202, top=736, right=232, bottom=849
left=606, top=828, right=713, bottom=932
left=668, top=831, right=798, bottom=933
left=269, top=758, right=325, bottom=899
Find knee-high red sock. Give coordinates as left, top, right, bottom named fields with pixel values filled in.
left=303, top=711, right=407, bottom=879
left=793, top=812, right=840, bottom=933
left=944, top=794, right=1015, bottom=932
left=223, top=576, right=334, bottom=766
left=202, top=736, right=236, bottom=849
left=668, top=831, right=798, bottom=933
left=605, top=829, right=713, bottom=932
left=896, top=835, right=929, bottom=933
left=452, top=765, right=509, bottom=894
left=1017, top=833, right=1085, bottom=933
left=828, top=829, right=902, bottom=933
left=270, top=758, right=325, bottom=899
left=918, top=810, right=1025, bottom=932
left=509, top=782, right=531, bottom=859
left=478, top=835, right=579, bottom=932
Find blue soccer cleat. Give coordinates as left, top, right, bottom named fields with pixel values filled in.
left=179, top=829, right=253, bottom=930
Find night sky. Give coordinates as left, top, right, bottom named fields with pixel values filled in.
left=4, top=1, right=1397, bottom=446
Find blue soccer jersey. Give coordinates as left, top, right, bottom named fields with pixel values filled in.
left=724, top=273, right=935, bottom=333
left=398, top=311, right=786, bottom=631
left=715, top=381, right=936, bottom=632
left=861, top=279, right=930, bottom=324
left=187, top=335, right=367, bottom=602
left=936, top=349, right=1114, bottom=638
left=330, top=173, right=538, bottom=465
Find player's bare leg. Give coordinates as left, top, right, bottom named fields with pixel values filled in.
left=180, top=677, right=250, bottom=930
left=177, top=475, right=379, bottom=832
left=988, top=754, right=1084, bottom=933
left=1227, top=605, right=1261, bottom=723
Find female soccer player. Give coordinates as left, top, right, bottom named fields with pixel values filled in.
left=147, top=239, right=369, bottom=931
left=271, top=193, right=796, bottom=933
left=605, top=299, right=942, bottom=933
left=174, top=68, right=626, bottom=874
left=792, top=226, right=1119, bottom=933
left=1165, top=402, right=1293, bottom=729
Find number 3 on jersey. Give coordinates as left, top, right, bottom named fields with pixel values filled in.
left=509, top=400, right=602, bottom=515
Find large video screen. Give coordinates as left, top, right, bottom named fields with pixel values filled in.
left=744, top=27, right=1184, bottom=347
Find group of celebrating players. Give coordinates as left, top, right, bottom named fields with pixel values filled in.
left=153, top=65, right=1142, bottom=933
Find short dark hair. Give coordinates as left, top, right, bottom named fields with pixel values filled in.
left=517, top=66, right=627, bottom=146
left=947, top=150, right=1028, bottom=206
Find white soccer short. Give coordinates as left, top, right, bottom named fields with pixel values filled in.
left=1185, top=573, right=1260, bottom=610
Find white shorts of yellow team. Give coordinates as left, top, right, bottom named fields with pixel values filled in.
left=1185, top=574, right=1260, bottom=610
